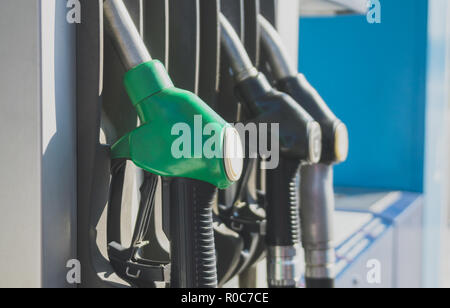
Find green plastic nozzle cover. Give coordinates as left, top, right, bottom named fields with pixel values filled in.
left=111, top=60, right=236, bottom=189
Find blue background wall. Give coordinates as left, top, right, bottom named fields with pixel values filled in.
left=298, top=0, right=450, bottom=287
left=299, top=0, right=428, bottom=192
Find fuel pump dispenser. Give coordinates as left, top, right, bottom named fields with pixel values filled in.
left=258, top=15, right=349, bottom=288
left=102, top=0, right=243, bottom=288
left=219, top=14, right=323, bottom=288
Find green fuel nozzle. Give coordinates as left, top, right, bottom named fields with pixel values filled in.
left=104, top=0, right=243, bottom=189
left=111, top=60, right=242, bottom=189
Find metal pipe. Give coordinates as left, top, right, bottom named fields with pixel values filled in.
left=219, top=13, right=258, bottom=82
left=267, top=246, right=299, bottom=287
left=258, top=15, right=297, bottom=80
left=104, top=0, right=152, bottom=70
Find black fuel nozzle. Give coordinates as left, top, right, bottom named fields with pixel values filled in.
left=277, top=75, right=348, bottom=164
left=259, top=15, right=350, bottom=288
left=220, top=14, right=322, bottom=288
left=235, top=73, right=322, bottom=164
left=259, top=15, right=348, bottom=165
left=220, top=14, right=322, bottom=165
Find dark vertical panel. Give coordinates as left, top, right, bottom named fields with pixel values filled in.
left=77, top=0, right=118, bottom=288
left=243, top=0, right=261, bottom=66
left=198, top=0, right=221, bottom=109
left=259, top=0, right=276, bottom=25
left=218, top=0, right=244, bottom=123
left=168, top=0, right=200, bottom=92
left=143, top=0, right=169, bottom=66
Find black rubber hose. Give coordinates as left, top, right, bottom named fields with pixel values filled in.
left=266, top=158, right=300, bottom=288
left=265, top=158, right=301, bottom=247
left=169, top=178, right=218, bottom=288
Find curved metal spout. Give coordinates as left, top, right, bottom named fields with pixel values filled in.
left=219, top=13, right=258, bottom=82
left=258, top=15, right=297, bottom=80
left=104, top=0, right=152, bottom=70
